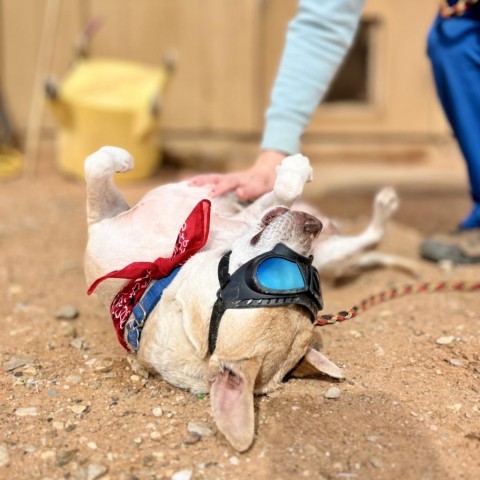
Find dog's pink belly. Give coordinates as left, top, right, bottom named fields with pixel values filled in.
left=88, top=188, right=208, bottom=269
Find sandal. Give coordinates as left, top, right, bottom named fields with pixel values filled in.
left=420, top=229, right=480, bottom=264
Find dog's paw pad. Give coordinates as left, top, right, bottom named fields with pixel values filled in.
left=85, top=146, right=134, bottom=178
left=274, top=154, right=313, bottom=204
left=374, top=186, right=399, bottom=219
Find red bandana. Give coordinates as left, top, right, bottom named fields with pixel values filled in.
left=88, top=200, right=211, bottom=350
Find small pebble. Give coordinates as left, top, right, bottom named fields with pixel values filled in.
left=52, top=421, right=65, bottom=430
left=2, top=357, right=36, bottom=372
left=41, top=450, right=55, bottom=461
left=183, top=432, right=201, bottom=445
left=55, top=305, right=79, bottom=320
left=229, top=456, right=240, bottom=465
left=187, top=421, right=214, bottom=437
left=448, top=403, right=462, bottom=412
left=66, top=375, right=82, bottom=384
left=71, top=405, right=87, bottom=415
left=60, top=322, right=77, bottom=337
left=374, top=344, right=385, bottom=356
left=446, top=358, right=463, bottom=367
left=87, top=441, right=97, bottom=450
left=56, top=449, right=78, bottom=467
left=70, top=338, right=86, bottom=350
left=86, top=463, right=108, bottom=480
left=95, top=363, right=114, bottom=373
left=370, top=456, right=383, bottom=469
left=436, top=336, right=455, bottom=345
left=171, top=469, right=193, bottom=480
left=324, top=387, right=341, bottom=399
left=150, top=431, right=162, bottom=441
left=65, top=421, right=77, bottom=432
left=15, top=407, right=38, bottom=417
left=152, top=407, right=163, bottom=418
left=303, top=444, right=318, bottom=456
left=0, top=444, right=9, bottom=467
left=153, top=451, right=165, bottom=460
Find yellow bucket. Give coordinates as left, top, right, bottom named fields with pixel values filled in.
left=47, top=58, right=171, bottom=181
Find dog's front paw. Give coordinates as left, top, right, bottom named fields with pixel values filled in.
left=373, top=186, right=399, bottom=223
left=274, top=154, right=313, bottom=205
left=85, top=146, right=134, bottom=179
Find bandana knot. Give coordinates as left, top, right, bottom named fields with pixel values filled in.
left=88, top=200, right=211, bottom=351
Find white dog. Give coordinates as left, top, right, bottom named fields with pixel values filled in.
left=84, top=146, right=403, bottom=451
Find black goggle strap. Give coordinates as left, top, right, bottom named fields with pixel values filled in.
left=207, top=248, right=322, bottom=355
left=208, top=251, right=232, bottom=355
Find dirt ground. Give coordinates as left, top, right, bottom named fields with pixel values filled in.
left=1, top=155, right=479, bottom=480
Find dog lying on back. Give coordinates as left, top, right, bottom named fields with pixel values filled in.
left=84, top=147, right=405, bottom=451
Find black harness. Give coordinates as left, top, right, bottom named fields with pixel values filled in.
left=208, top=243, right=323, bottom=354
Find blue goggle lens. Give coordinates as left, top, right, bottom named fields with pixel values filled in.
left=256, top=257, right=306, bottom=291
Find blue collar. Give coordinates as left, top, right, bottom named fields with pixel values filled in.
left=125, top=266, right=181, bottom=353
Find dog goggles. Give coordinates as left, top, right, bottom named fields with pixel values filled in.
left=208, top=243, right=323, bottom=354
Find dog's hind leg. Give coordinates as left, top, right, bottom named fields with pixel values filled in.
left=356, top=251, right=419, bottom=276
left=84, top=146, right=134, bottom=226
left=312, top=187, right=399, bottom=276
left=364, top=186, right=399, bottom=242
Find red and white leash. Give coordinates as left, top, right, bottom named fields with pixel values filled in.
left=316, top=280, right=480, bottom=326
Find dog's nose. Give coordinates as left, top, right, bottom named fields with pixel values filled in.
left=303, top=213, right=323, bottom=235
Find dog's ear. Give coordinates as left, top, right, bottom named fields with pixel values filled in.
left=210, top=359, right=261, bottom=452
left=291, top=347, right=344, bottom=379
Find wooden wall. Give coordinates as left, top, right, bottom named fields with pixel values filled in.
left=0, top=0, right=264, bottom=135
left=0, top=0, right=448, bottom=164
left=264, top=0, right=445, bottom=138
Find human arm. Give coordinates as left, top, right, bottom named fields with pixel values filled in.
left=190, top=0, right=365, bottom=200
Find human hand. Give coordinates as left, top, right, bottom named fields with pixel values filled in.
left=188, top=150, right=287, bottom=201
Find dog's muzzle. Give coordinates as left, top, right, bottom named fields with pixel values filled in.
left=208, top=243, right=323, bottom=354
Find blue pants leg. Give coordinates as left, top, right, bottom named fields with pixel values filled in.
left=427, top=15, right=480, bottom=227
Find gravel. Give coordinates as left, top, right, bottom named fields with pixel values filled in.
left=187, top=420, right=214, bottom=437
left=0, top=444, right=9, bottom=467
left=152, top=407, right=164, bottom=417
left=86, top=463, right=109, bottom=480
left=15, top=407, right=38, bottom=417
left=54, top=305, right=80, bottom=320
left=2, top=357, right=36, bottom=372
left=171, top=469, right=193, bottom=480
left=324, top=387, right=341, bottom=399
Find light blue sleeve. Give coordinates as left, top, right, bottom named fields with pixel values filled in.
left=261, top=0, right=365, bottom=155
